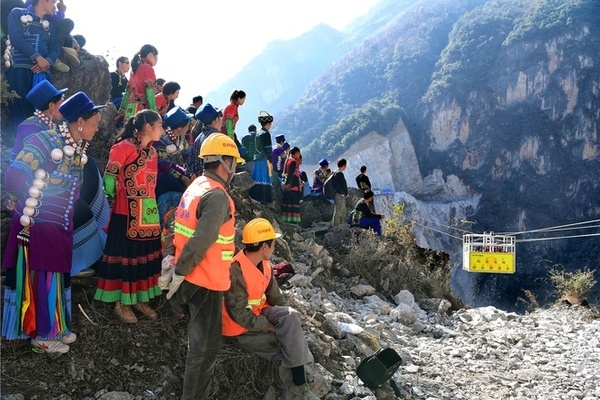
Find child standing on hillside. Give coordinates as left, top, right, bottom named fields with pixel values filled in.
left=94, top=110, right=164, bottom=324
left=119, top=44, right=159, bottom=118
left=221, top=89, right=246, bottom=139
left=155, top=81, right=181, bottom=116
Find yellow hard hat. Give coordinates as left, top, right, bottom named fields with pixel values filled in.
left=199, top=133, right=244, bottom=163
left=242, top=218, right=282, bottom=245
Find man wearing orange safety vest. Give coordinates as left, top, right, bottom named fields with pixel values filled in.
left=222, top=218, right=319, bottom=400
left=165, top=134, right=243, bottom=400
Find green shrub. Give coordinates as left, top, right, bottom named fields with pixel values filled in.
left=339, top=202, right=460, bottom=307
left=1, top=74, right=18, bottom=108
left=548, top=266, right=596, bottom=301
left=383, top=202, right=415, bottom=247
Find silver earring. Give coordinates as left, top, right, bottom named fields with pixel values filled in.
left=77, top=126, right=83, bottom=132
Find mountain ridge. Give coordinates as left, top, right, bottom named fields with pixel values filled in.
left=213, top=0, right=600, bottom=307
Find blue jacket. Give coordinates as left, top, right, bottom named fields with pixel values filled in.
left=7, top=7, right=59, bottom=69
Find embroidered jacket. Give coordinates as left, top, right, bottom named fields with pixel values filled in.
left=7, top=7, right=59, bottom=69
left=103, top=139, right=160, bottom=240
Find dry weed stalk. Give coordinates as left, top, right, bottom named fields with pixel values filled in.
left=517, top=289, right=540, bottom=311
left=214, top=345, right=276, bottom=398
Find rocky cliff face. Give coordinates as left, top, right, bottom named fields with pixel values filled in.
left=336, top=120, right=423, bottom=193
left=421, top=14, right=600, bottom=308
left=278, top=0, right=600, bottom=309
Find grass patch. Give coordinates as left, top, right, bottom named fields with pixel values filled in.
left=549, top=266, right=597, bottom=303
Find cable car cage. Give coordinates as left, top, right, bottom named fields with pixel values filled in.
left=462, top=232, right=516, bottom=274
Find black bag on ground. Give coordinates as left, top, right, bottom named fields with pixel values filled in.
left=356, top=348, right=402, bottom=390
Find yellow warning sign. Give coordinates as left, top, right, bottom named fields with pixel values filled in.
left=468, top=252, right=515, bottom=274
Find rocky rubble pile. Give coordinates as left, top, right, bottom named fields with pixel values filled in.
left=297, top=287, right=600, bottom=399
left=83, top=228, right=599, bottom=400
left=270, top=233, right=600, bottom=400
left=2, top=178, right=599, bottom=400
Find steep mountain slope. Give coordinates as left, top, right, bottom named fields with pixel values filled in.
left=279, top=0, right=488, bottom=161
left=207, top=24, right=346, bottom=130
left=274, top=0, right=600, bottom=308
left=206, top=0, right=412, bottom=131
left=419, top=0, right=600, bottom=306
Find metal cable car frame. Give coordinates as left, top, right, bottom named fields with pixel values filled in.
left=463, top=232, right=516, bottom=273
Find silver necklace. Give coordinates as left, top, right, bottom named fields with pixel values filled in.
left=57, top=122, right=89, bottom=163
left=34, top=109, right=56, bottom=130
left=166, top=128, right=184, bottom=153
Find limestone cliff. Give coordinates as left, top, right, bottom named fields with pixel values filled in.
left=277, top=0, right=600, bottom=308
left=421, top=3, right=600, bottom=308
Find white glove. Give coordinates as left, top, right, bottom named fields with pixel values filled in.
left=166, top=273, right=185, bottom=300
left=158, top=255, right=175, bottom=290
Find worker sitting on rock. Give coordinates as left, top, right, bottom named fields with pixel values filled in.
left=222, top=218, right=319, bottom=400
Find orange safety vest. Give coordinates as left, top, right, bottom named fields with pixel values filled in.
left=173, top=175, right=235, bottom=291
left=222, top=251, right=272, bottom=337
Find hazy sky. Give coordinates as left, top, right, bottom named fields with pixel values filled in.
left=67, top=0, right=380, bottom=108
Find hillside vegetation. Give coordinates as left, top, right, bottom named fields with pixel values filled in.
left=277, top=0, right=599, bottom=164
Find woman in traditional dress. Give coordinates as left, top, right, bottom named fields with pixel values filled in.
left=11, top=79, right=67, bottom=161
left=249, top=111, right=274, bottom=204
left=2, top=91, right=106, bottom=354
left=153, top=106, right=193, bottom=226
left=10, top=80, right=109, bottom=276
left=119, top=44, right=159, bottom=118
left=94, top=109, right=164, bottom=324
left=4, top=0, right=60, bottom=128
left=281, top=147, right=303, bottom=223
left=221, top=89, right=247, bottom=164
left=185, top=103, right=223, bottom=179
left=221, top=89, right=246, bottom=139
left=311, top=158, right=330, bottom=195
